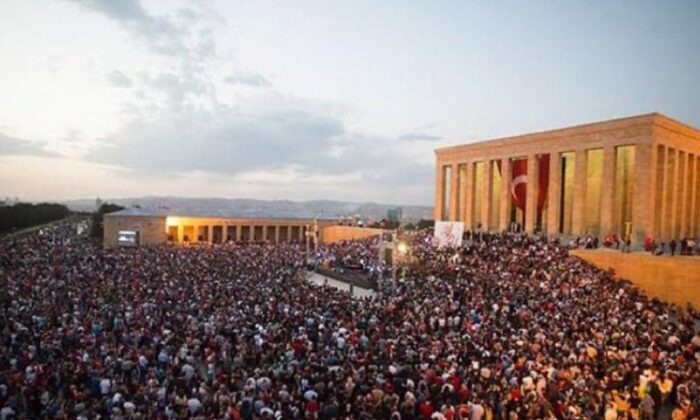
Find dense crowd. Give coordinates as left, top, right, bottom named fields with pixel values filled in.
left=314, top=238, right=387, bottom=281
left=1, top=221, right=699, bottom=419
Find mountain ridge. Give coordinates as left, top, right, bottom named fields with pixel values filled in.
left=63, top=196, right=434, bottom=221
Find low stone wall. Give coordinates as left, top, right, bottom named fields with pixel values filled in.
left=571, top=249, right=700, bottom=309
left=320, top=226, right=386, bottom=244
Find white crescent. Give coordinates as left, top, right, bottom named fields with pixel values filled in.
left=511, top=174, right=528, bottom=200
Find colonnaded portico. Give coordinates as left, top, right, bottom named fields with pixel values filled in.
left=102, top=208, right=337, bottom=248
left=435, top=113, right=700, bottom=243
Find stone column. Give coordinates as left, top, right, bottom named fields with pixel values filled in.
left=670, top=148, right=680, bottom=239
left=499, top=157, right=511, bottom=231
left=571, top=149, right=587, bottom=236
left=449, top=164, right=459, bottom=221
left=235, top=225, right=242, bottom=241
left=176, top=225, right=183, bottom=243
left=546, top=152, right=561, bottom=235
left=691, top=155, right=698, bottom=237
left=207, top=225, right=213, bottom=244
left=274, top=225, right=280, bottom=242
left=464, top=162, right=474, bottom=229
left=680, top=152, right=690, bottom=238
left=524, top=155, right=539, bottom=233
left=434, top=162, right=444, bottom=221
left=659, top=146, right=670, bottom=240
left=632, top=143, right=654, bottom=243
left=482, top=161, right=493, bottom=231
left=599, top=146, right=616, bottom=236
left=696, top=155, right=700, bottom=237
left=646, top=145, right=659, bottom=239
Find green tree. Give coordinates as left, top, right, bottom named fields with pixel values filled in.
left=0, top=202, right=71, bottom=233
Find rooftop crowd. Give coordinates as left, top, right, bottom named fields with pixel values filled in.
left=0, top=222, right=698, bottom=419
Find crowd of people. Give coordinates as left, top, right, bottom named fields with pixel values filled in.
left=314, top=238, right=387, bottom=282
left=1, top=221, right=699, bottom=419
left=649, top=239, right=699, bottom=257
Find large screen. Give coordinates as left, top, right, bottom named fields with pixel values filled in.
left=117, top=230, right=139, bottom=247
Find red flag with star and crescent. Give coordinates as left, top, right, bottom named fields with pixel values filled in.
left=509, top=156, right=549, bottom=211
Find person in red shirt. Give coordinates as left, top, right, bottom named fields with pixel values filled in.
left=419, top=400, right=435, bottom=419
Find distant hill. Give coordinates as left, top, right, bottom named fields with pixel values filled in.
left=62, top=197, right=434, bottom=221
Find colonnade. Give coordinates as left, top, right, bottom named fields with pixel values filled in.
left=169, top=223, right=309, bottom=244
left=437, top=154, right=557, bottom=234
left=653, top=144, right=700, bottom=241
left=436, top=142, right=700, bottom=242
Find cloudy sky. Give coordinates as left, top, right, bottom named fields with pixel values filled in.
left=1, top=0, right=699, bottom=205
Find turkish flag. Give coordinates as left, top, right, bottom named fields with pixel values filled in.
left=511, top=159, right=527, bottom=210
left=510, top=156, right=550, bottom=212
left=537, top=155, right=550, bottom=213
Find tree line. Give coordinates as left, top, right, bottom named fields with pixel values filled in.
left=0, top=202, right=72, bottom=233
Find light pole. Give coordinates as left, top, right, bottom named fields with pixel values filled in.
left=313, top=218, right=319, bottom=253
left=391, top=239, right=409, bottom=290
left=304, top=213, right=321, bottom=270
left=305, top=224, right=310, bottom=269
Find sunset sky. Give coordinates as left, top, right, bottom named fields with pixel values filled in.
left=1, top=0, right=699, bottom=205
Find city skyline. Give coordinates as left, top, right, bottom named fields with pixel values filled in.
left=1, top=0, right=699, bottom=204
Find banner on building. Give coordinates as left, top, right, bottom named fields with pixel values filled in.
left=433, top=221, right=464, bottom=249
left=511, top=159, right=528, bottom=210
left=508, top=155, right=550, bottom=213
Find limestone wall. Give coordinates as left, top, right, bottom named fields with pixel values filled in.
left=571, top=249, right=700, bottom=309
left=321, top=226, right=386, bottom=244
left=103, top=215, right=167, bottom=248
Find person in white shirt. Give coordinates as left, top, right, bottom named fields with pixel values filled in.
left=99, top=378, right=111, bottom=395
left=1, top=406, right=15, bottom=420
left=187, top=397, right=202, bottom=415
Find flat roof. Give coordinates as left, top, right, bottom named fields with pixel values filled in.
left=435, top=112, right=700, bottom=155
left=104, top=207, right=337, bottom=221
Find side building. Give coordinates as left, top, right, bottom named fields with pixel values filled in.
left=103, top=208, right=337, bottom=248
left=434, top=113, right=700, bottom=243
